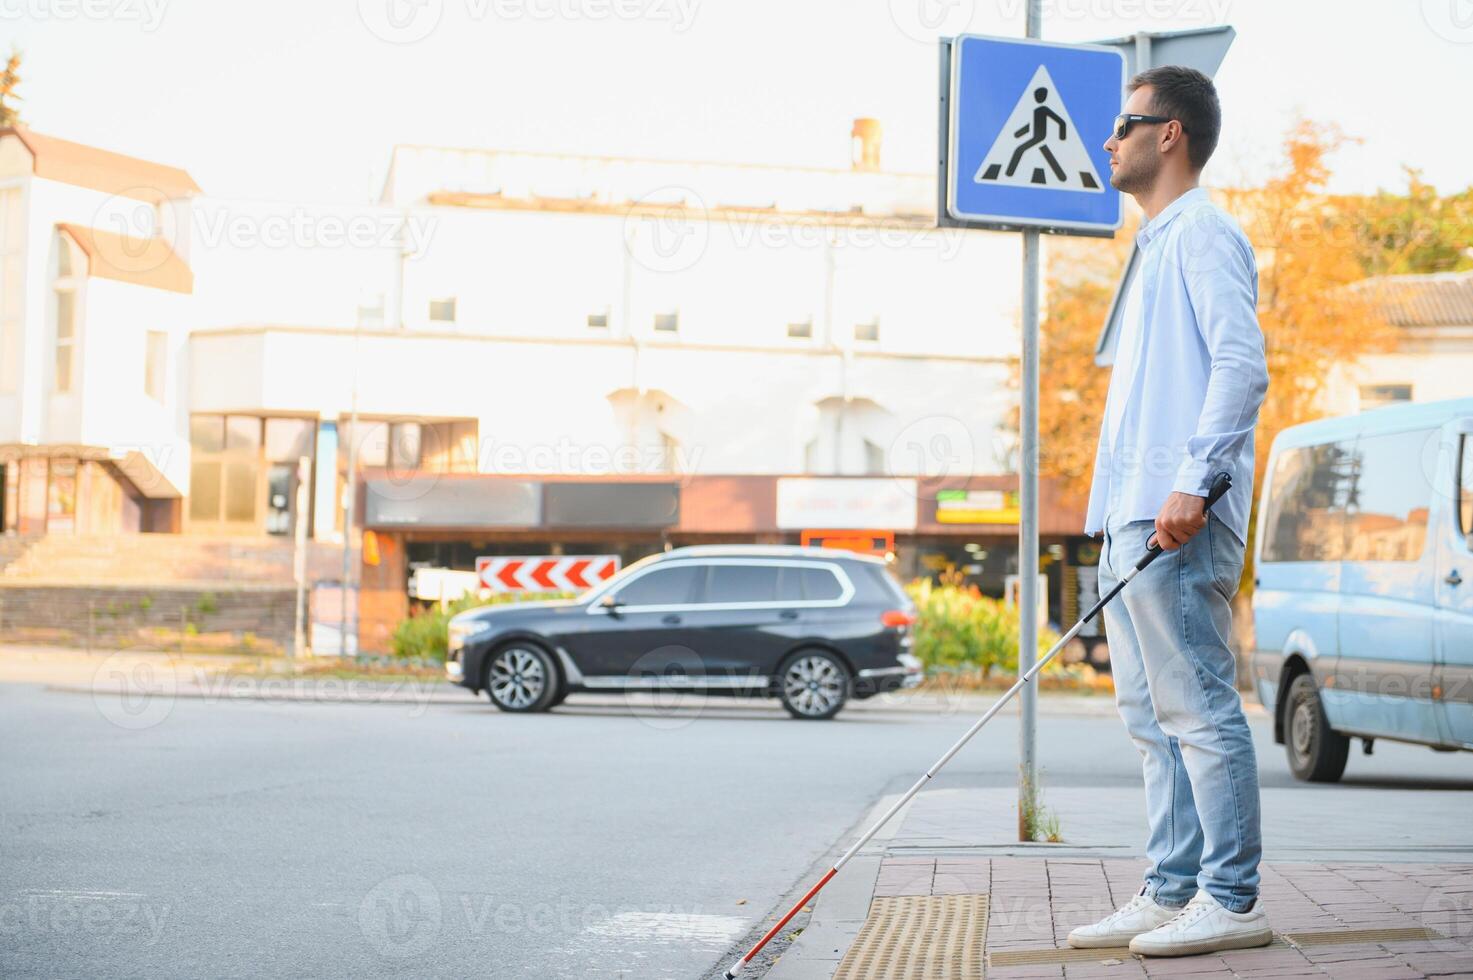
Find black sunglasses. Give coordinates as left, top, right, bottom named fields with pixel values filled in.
left=1111, top=113, right=1177, bottom=141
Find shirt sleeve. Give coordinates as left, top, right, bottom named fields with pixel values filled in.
left=1172, top=214, right=1270, bottom=498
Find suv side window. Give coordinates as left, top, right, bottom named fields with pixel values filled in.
left=705, top=564, right=781, bottom=603
left=614, top=565, right=701, bottom=606
left=799, top=566, right=844, bottom=601
left=1459, top=433, right=1473, bottom=550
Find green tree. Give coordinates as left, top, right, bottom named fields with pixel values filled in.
left=1340, top=170, right=1473, bottom=276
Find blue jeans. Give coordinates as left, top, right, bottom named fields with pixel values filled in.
left=1098, top=513, right=1262, bottom=913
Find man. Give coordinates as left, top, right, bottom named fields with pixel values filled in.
left=1065, top=66, right=1271, bottom=957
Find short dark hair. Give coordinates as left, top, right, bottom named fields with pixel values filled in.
left=1127, top=66, right=1221, bottom=171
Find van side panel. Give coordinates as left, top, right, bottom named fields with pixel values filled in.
left=1325, top=428, right=1442, bottom=744
left=1252, top=562, right=1340, bottom=715
left=1433, top=424, right=1473, bottom=748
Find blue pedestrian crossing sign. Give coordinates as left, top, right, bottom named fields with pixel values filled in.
left=946, top=35, right=1125, bottom=235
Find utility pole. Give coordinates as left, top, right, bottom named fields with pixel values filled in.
left=339, top=319, right=361, bottom=657
left=1017, top=0, right=1042, bottom=843
left=292, top=455, right=310, bottom=658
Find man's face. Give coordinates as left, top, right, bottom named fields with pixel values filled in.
left=1104, top=86, right=1162, bottom=194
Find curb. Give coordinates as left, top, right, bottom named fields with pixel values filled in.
left=756, top=792, right=918, bottom=980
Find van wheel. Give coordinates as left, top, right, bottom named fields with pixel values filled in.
left=1285, top=673, right=1349, bottom=782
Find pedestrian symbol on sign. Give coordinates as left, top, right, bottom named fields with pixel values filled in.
left=973, top=64, right=1104, bottom=193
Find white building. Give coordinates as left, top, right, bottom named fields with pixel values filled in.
left=0, top=127, right=198, bottom=534
left=1324, top=271, right=1473, bottom=414
left=4, top=124, right=1108, bottom=650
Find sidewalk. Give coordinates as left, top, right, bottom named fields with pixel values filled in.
left=765, top=787, right=1473, bottom=980
left=0, top=643, right=1149, bottom=717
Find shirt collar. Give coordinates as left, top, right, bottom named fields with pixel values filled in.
left=1135, top=186, right=1208, bottom=249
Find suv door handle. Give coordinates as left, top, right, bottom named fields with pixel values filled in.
left=662, top=614, right=682, bottom=625
left=1447, top=569, right=1464, bottom=587
left=779, top=609, right=800, bottom=620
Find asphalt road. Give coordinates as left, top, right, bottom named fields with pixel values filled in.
left=3, top=675, right=1471, bottom=979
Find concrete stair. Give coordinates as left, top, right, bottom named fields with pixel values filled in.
left=1, top=534, right=350, bottom=587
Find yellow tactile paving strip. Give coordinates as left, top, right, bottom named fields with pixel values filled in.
left=1281, top=926, right=1446, bottom=946
left=832, top=895, right=989, bottom=980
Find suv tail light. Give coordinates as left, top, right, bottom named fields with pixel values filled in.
left=880, top=610, right=916, bottom=628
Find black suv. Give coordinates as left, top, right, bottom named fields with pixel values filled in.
left=445, top=545, right=921, bottom=719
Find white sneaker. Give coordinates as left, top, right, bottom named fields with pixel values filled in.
left=1128, top=889, right=1272, bottom=957
left=1066, top=892, right=1183, bottom=949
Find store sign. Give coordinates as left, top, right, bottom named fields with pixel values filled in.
left=476, top=555, right=621, bottom=594
left=776, top=478, right=917, bottom=530
left=936, top=488, right=1020, bottom=525
left=800, top=529, right=895, bottom=557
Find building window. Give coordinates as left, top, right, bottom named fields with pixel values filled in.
left=144, top=331, right=167, bottom=402
left=653, top=311, right=679, bottom=333
left=587, top=309, right=609, bottom=329
left=787, top=317, right=813, bottom=339
left=429, top=297, right=457, bottom=323
left=190, top=414, right=317, bottom=532
left=855, top=318, right=880, bottom=342
left=0, top=189, right=23, bottom=395
left=53, top=232, right=82, bottom=394
left=1359, top=383, right=1411, bottom=410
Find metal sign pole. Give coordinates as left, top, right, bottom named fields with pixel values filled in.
left=1017, top=0, right=1043, bottom=843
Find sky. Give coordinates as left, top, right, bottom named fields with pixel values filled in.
left=8, top=0, right=1471, bottom=205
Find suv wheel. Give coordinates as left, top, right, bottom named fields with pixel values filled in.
left=1285, top=673, right=1349, bottom=782
left=778, top=651, right=851, bottom=721
left=486, top=643, right=559, bottom=713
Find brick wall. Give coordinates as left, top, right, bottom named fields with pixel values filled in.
left=0, top=584, right=298, bottom=655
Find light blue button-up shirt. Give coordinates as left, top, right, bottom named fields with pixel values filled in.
left=1085, top=187, right=1269, bottom=545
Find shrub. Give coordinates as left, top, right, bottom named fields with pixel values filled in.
left=390, top=592, right=571, bottom=661
left=904, top=572, right=1061, bottom=678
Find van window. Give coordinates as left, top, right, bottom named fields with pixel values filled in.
left=1458, top=433, right=1473, bottom=549
left=1344, top=430, right=1434, bottom=562
left=1260, top=441, right=1355, bottom=562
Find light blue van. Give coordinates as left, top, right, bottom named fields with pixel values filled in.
left=1252, top=398, right=1473, bottom=781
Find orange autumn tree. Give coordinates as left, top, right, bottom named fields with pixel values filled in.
left=1032, top=119, right=1394, bottom=531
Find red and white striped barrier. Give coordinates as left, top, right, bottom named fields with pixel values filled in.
left=475, top=555, right=621, bottom=594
